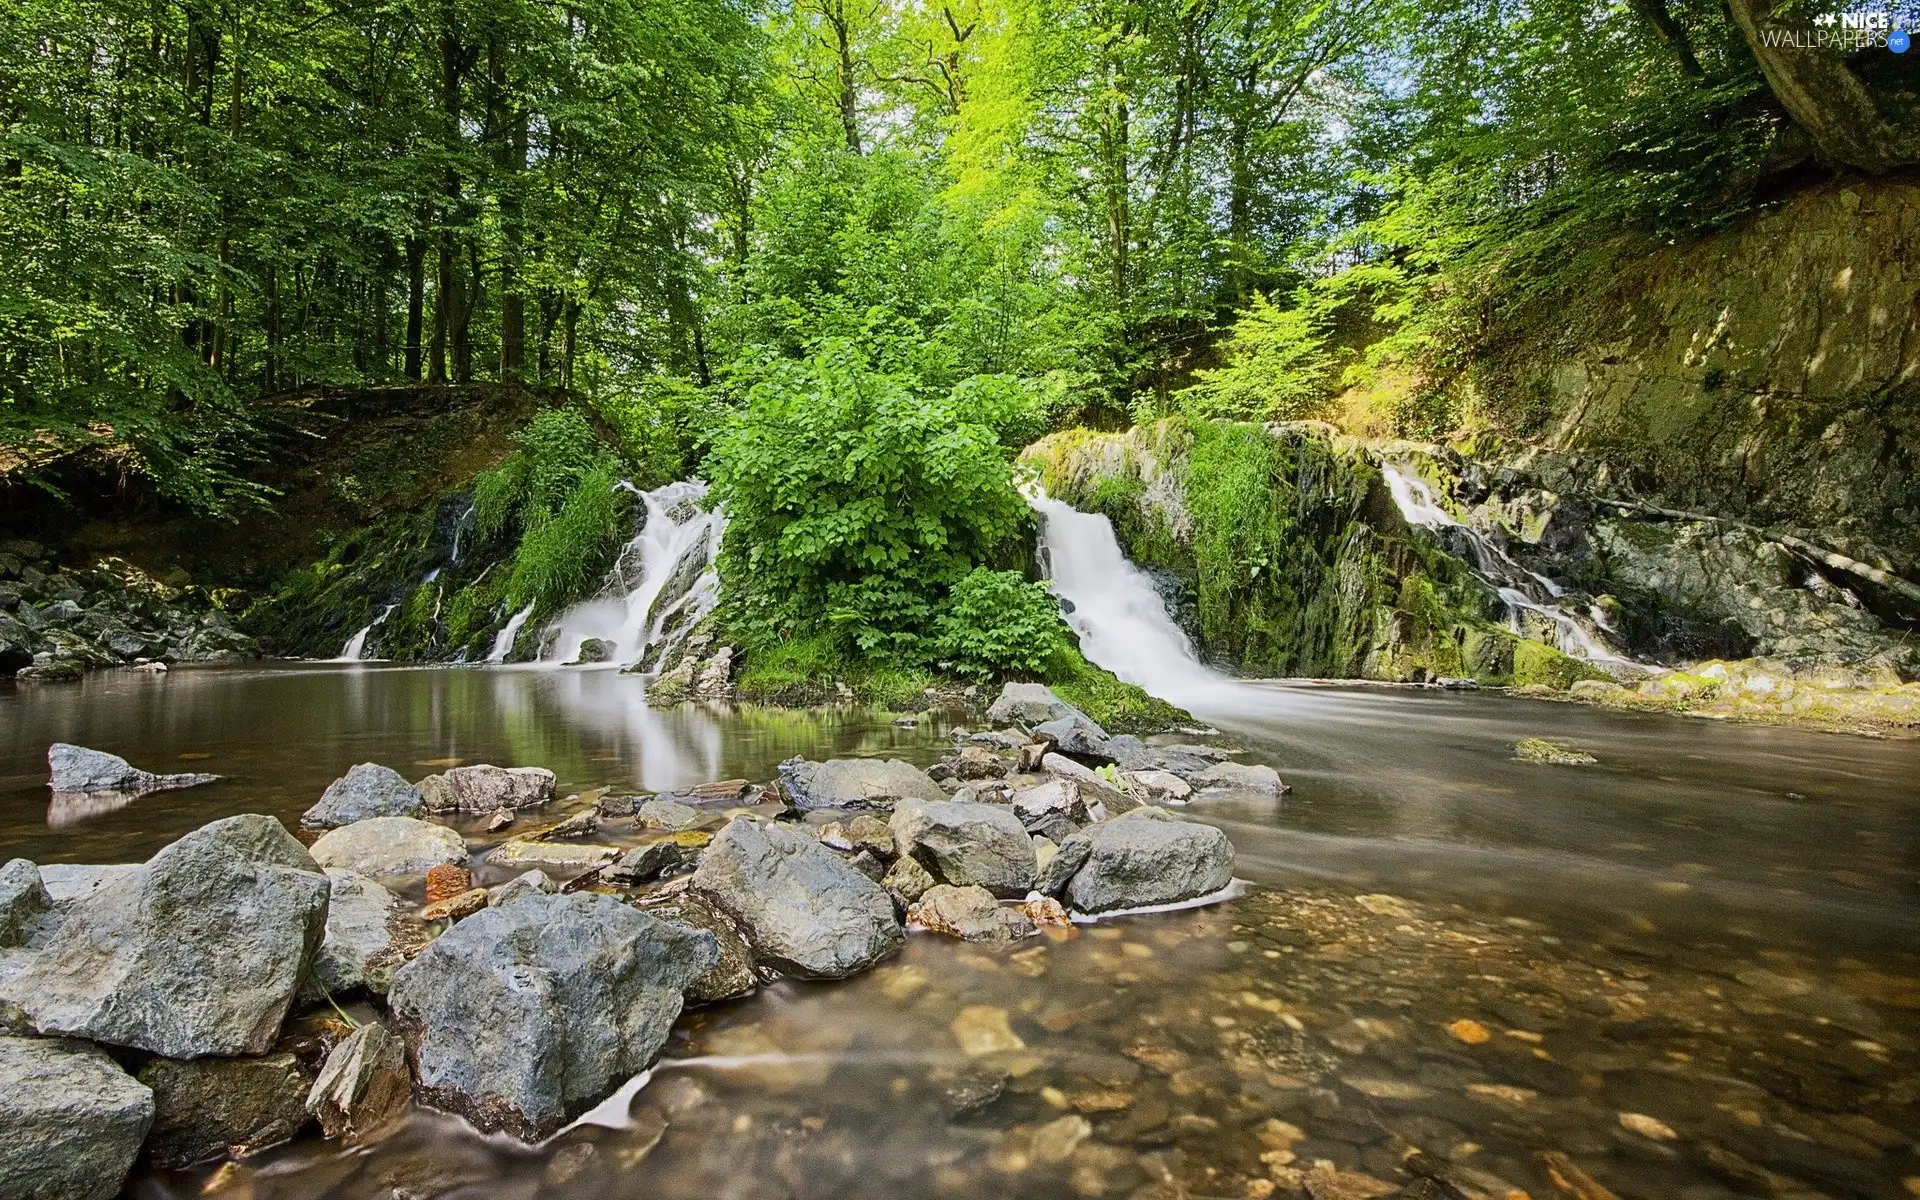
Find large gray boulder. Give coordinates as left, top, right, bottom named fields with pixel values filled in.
left=0, top=815, right=328, bottom=1058
left=309, top=816, right=466, bottom=878
left=692, top=819, right=902, bottom=979
left=306, top=1021, right=410, bottom=1143
left=388, top=891, right=716, bottom=1140
left=137, top=1052, right=313, bottom=1168
left=1046, top=814, right=1234, bottom=914
left=0, top=1037, right=153, bottom=1200
left=418, top=764, right=554, bottom=814
left=890, top=799, right=1035, bottom=897
left=306, top=869, right=403, bottom=999
left=778, top=757, right=946, bottom=813
left=0, top=858, right=50, bottom=944
left=1034, top=712, right=1113, bottom=761
left=301, top=764, right=424, bottom=828
left=985, top=682, right=1078, bottom=728
left=47, top=742, right=217, bottom=795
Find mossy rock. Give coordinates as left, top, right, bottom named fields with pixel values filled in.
left=1510, top=639, right=1612, bottom=691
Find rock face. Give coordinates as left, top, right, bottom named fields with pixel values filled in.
left=33, top=864, right=137, bottom=905
left=890, top=800, right=1036, bottom=897
left=417, top=764, right=555, bottom=814
left=0, top=858, right=51, bottom=943
left=388, top=891, right=716, bottom=1140
left=692, top=819, right=902, bottom=979
left=137, top=1052, right=313, bottom=1167
left=309, top=816, right=467, bottom=878
left=1045, top=814, right=1235, bottom=914
left=778, top=757, right=946, bottom=813
left=909, top=884, right=1036, bottom=943
left=47, top=743, right=218, bottom=795
left=307, top=1021, right=411, bottom=1143
left=307, top=869, right=402, bottom=999
left=0, top=815, right=329, bottom=1058
left=0, top=1036, right=154, bottom=1200
left=301, top=764, right=423, bottom=828
left=986, top=682, right=1078, bottom=727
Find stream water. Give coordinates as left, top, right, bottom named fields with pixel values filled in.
left=1, top=505, right=1917, bottom=1199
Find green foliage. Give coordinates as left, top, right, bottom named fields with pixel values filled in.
left=514, top=410, right=606, bottom=516
left=506, top=467, right=625, bottom=609
left=1180, top=292, right=1336, bottom=423
left=472, top=458, right=530, bottom=542
left=934, top=569, right=1073, bottom=682
left=707, top=339, right=1033, bottom=663
left=1041, top=643, right=1190, bottom=734
left=594, top=377, right=726, bottom=487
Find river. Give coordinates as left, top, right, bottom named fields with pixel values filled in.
left=3, top=659, right=1917, bottom=1199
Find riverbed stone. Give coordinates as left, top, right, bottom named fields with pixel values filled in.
left=0, top=814, right=329, bottom=1058
left=891, top=799, right=1037, bottom=897
left=1194, top=761, right=1287, bottom=795
left=692, top=818, right=902, bottom=979
left=485, top=839, right=619, bottom=870
left=909, top=884, right=1036, bottom=943
left=137, top=1051, right=313, bottom=1167
left=1034, top=713, right=1113, bottom=761
left=986, top=682, right=1079, bottom=727
left=1049, top=815, right=1234, bottom=914
left=882, top=853, right=937, bottom=911
left=301, top=764, right=423, bottom=828
left=642, top=892, right=758, bottom=1003
left=47, top=742, right=218, bottom=795
left=309, top=816, right=467, bottom=878
left=0, top=1036, right=153, bottom=1200
left=417, top=764, right=555, bottom=814
left=0, top=858, right=50, bottom=944
left=486, top=870, right=557, bottom=908
left=307, top=1020, right=411, bottom=1143
left=388, top=891, right=717, bottom=1140
left=1120, top=769, right=1193, bottom=804
left=604, top=841, right=692, bottom=885
left=778, top=757, right=946, bottom=813
left=306, top=869, right=401, bottom=999
left=637, top=798, right=702, bottom=830
left=1011, top=779, right=1090, bottom=828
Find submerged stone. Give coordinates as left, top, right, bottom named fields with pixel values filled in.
left=909, top=884, right=1036, bottom=943
left=310, top=816, right=467, bottom=878
left=47, top=742, right=218, bottom=796
left=137, top=1052, right=313, bottom=1167
left=306, top=1021, right=410, bottom=1144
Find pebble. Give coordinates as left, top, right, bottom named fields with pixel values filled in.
left=1617, top=1112, right=1678, bottom=1141
left=484, top=808, right=514, bottom=832
left=1447, top=1018, right=1491, bottom=1045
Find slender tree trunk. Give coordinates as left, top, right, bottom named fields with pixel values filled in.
left=431, top=25, right=467, bottom=383
left=1627, top=0, right=1704, bottom=77
left=405, top=234, right=426, bottom=381
left=491, top=37, right=526, bottom=380
left=560, top=297, right=579, bottom=390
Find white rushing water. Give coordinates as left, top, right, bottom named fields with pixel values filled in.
left=332, top=604, right=397, bottom=662
left=542, top=479, right=724, bottom=669
left=1380, top=464, right=1631, bottom=665
left=487, top=602, right=537, bottom=664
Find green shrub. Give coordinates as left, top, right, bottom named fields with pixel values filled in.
left=1180, top=292, right=1334, bottom=422
left=507, top=467, right=626, bottom=608
left=934, top=568, right=1071, bottom=681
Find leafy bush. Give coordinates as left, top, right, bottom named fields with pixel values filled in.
left=507, top=466, right=625, bottom=608
left=1181, top=292, right=1334, bottom=422
left=593, top=376, right=723, bottom=486
left=707, top=339, right=1033, bottom=662
left=935, top=568, right=1071, bottom=681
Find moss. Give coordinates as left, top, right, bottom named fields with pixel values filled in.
left=732, top=636, right=938, bottom=709
left=1510, top=639, right=1612, bottom=690
left=1041, top=644, right=1191, bottom=734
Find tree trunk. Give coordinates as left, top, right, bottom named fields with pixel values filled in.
left=1724, top=0, right=1916, bottom=172
left=1626, top=0, right=1704, bottom=78
left=431, top=26, right=467, bottom=384
left=491, top=37, right=526, bottom=379
left=405, top=234, right=426, bottom=381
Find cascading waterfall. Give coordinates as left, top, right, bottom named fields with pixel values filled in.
left=487, top=602, right=537, bottom=664
left=1381, top=464, right=1631, bottom=664
left=333, top=604, right=397, bottom=662
left=542, top=479, right=725, bottom=669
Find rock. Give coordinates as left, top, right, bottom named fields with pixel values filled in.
left=882, top=854, right=937, bottom=911
left=1034, top=713, right=1113, bottom=761
left=603, top=840, right=692, bottom=885
left=0, top=1036, right=153, bottom=1200
left=1011, top=780, right=1090, bottom=828
left=595, top=793, right=637, bottom=819
left=986, top=682, right=1078, bottom=727
left=0, top=815, right=329, bottom=1058
left=687, top=778, right=752, bottom=802
left=1194, top=761, right=1287, bottom=795
left=1047, top=816, right=1234, bottom=914
left=819, top=814, right=895, bottom=857
left=0, top=858, right=50, bottom=944
left=1041, top=751, right=1103, bottom=785
left=1119, top=769, right=1192, bottom=804
left=33, top=864, right=136, bottom=905
left=541, top=810, right=600, bottom=839
left=47, top=742, right=217, bottom=795
left=574, top=637, right=615, bottom=664
left=1019, top=895, right=1072, bottom=927
left=310, top=816, right=466, bottom=878
left=908, top=884, right=1036, bottom=943
left=967, top=729, right=1029, bottom=751
left=485, top=840, right=620, bottom=870
left=423, top=864, right=474, bottom=904
left=1033, top=835, right=1093, bottom=898
left=636, top=798, right=702, bottom=830
left=306, top=1021, right=410, bottom=1144
left=694, top=646, right=735, bottom=696
left=300, top=764, right=423, bottom=829
left=421, top=887, right=488, bottom=922
left=691, top=818, right=901, bottom=979
left=949, top=745, right=1009, bottom=780
left=1618, top=1111, right=1679, bottom=1140
left=137, top=1052, right=312, bottom=1167
left=641, top=892, right=757, bottom=1003
left=307, top=869, right=402, bottom=999
left=1105, top=734, right=1152, bottom=769
left=778, top=757, right=946, bottom=813
left=389, top=892, right=716, bottom=1140
left=486, top=870, right=556, bottom=908
left=890, top=799, right=1037, bottom=897
left=951, top=1005, right=1024, bottom=1056
left=417, top=764, right=555, bottom=814
left=1514, top=737, right=1598, bottom=765
left=485, top=808, right=515, bottom=833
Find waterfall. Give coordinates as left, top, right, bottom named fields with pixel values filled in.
left=1029, top=491, right=1252, bottom=712
left=487, top=602, right=537, bottom=664
left=448, top=502, right=476, bottom=565
left=1380, top=464, right=1630, bottom=664
left=333, top=604, right=397, bottom=662
left=542, top=480, right=725, bottom=668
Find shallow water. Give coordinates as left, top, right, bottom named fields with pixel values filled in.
left=2, top=666, right=1916, bottom=1199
